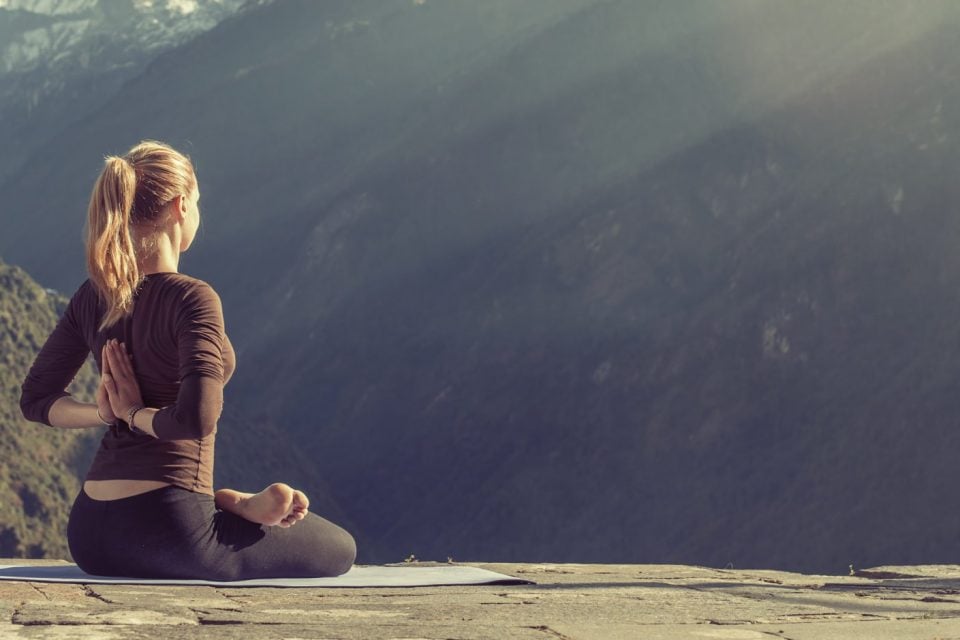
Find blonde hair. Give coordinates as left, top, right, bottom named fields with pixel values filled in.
left=84, top=140, right=196, bottom=332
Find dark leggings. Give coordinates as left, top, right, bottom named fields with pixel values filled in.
left=67, top=485, right=356, bottom=580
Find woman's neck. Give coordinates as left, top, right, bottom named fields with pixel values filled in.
left=138, top=250, right=180, bottom=276
left=133, top=226, right=181, bottom=275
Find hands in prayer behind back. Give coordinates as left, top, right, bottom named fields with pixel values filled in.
left=96, top=343, right=117, bottom=424
left=102, top=338, right=145, bottom=423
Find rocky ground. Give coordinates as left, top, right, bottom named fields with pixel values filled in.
left=2, top=559, right=960, bottom=638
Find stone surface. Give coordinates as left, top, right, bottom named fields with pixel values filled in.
left=4, top=559, right=960, bottom=638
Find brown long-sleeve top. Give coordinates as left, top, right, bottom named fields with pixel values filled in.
left=19, top=272, right=236, bottom=496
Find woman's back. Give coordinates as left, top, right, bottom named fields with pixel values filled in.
left=20, top=271, right=236, bottom=496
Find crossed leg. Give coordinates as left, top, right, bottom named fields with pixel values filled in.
left=214, top=482, right=310, bottom=528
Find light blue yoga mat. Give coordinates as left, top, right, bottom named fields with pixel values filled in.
left=0, top=563, right=533, bottom=588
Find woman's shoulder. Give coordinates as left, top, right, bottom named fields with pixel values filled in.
left=70, top=278, right=98, bottom=308
left=72, top=273, right=222, bottom=317
left=143, top=272, right=221, bottom=296
left=150, top=274, right=223, bottom=318
left=73, top=272, right=219, bottom=293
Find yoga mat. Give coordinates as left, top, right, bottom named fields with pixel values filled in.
left=0, top=563, right=533, bottom=588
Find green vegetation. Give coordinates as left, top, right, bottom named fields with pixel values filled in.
left=0, top=255, right=100, bottom=560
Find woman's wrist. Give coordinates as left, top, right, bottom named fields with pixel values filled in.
left=96, top=406, right=115, bottom=426
left=126, top=403, right=144, bottom=427
left=45, top=397, right=119, bottom=430
left=126, top=404, right=158, bottom=438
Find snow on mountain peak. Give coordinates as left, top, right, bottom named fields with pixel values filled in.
left=0, top=0, right=99, bottom=14
left=0, top=0, right=246, bottom=111
left=0, top=0, right=223, bottom=15
left=166, top=0, right=198, bottom=16
left=0, top=0, right=245, bottom=74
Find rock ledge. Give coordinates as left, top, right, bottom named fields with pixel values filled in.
left=3, top=558, right=960, bottom=639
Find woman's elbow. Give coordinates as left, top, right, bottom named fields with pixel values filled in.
left=196, top=415, right=218, bottom=439
left=156, top=405, right=219, bottom=440
left=18, top=392, right=37, bottom=423
left=18, top=386, right=54, bottom=425
left=195, top=402, right=221, bottom=438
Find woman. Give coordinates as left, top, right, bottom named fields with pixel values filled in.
left=19, top=140, right=356, bottom=580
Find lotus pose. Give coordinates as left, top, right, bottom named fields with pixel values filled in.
left=19, top=141, right=356, bottom=580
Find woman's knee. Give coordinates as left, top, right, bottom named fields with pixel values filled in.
left=306, top=521, right=356, bottom=577
left=332, top=528, right=357, bottom=575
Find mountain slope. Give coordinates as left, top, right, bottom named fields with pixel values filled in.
left=0, top=256, right=100, bottom=559
left=2, top=0, right=960, bottom=571
left=229, top=1, right=960, bottom=568
left=0, top=0, right=246, bottom=180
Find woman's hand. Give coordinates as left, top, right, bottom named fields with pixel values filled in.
left=95, top=345, right=117, bottom=424
left=102, top=338, right=144, bottom=422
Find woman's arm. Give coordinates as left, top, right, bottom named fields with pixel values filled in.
left=47, top=341, right=126, bottom=430
left=148, top=283, right=226, bottom=439
left=20, top=281, right=97, bottom=428
left=47, top=396, right=113, bottom=430
left=119, top=375, right=219, bottom=439
left=37, top=334, right=137, bottom=433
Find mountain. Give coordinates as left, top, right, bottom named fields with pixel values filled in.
left=0, top=255, right=100, bottom=560
left=0, top=0, right=247, bottom=180
left=3, top=0, right=960, bottom=571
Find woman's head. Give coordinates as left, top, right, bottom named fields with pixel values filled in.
left=85, top=140, right=199, bottom=332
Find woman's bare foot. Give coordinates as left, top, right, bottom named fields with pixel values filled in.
left=215, top=483, right=310, bottom=528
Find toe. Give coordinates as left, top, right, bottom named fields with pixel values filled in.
left=292, top=490, right=310, bottom=511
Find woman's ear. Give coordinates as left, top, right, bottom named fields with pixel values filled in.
left=167, top=194, right=187, bottom=223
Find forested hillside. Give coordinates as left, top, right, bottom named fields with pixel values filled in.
left=0, top=256, right=100, bottom=559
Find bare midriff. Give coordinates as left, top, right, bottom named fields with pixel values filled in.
left=83, top=479, right=174, bottom=501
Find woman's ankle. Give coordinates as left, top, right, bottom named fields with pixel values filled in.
left=214, top=488, right=250, bottom=515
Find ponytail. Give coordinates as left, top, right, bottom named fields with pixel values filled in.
left=85, top=156, right=142, bottom=332
left=83, top=141, right=196, bottom=333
